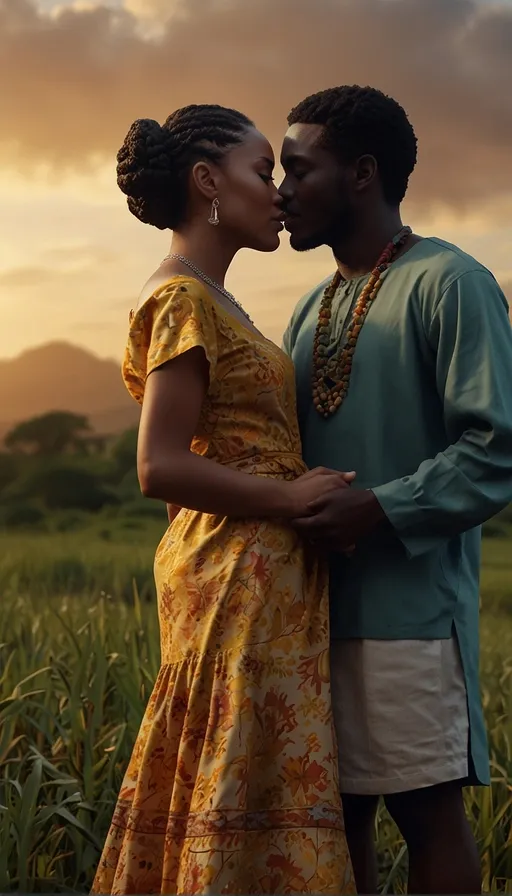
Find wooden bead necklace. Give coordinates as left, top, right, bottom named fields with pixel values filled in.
left=312, top=225, right=412, bottom=417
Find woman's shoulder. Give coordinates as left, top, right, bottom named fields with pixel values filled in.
left=122, top=275, right=220, bottom=403
left=130, top=273, right=215, bottom=323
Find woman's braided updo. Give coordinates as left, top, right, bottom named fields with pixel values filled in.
left=116, top=104, right=254, bottom=230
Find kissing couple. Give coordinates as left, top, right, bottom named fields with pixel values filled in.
left=92, top=85, right=512, bottom=895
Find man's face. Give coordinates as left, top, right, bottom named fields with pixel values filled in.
left=279, top=123, right=355, bottom=252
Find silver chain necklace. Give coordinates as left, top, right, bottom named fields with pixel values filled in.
left=161, top=253, right=254, bottom=324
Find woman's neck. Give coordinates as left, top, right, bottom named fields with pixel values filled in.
left=168, top=228, right=237, bottom=288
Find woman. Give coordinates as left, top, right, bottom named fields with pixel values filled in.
left=92, top=104, right=355, bottom=895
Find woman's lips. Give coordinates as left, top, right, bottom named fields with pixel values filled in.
left=282, top=213, right=299, bottom=231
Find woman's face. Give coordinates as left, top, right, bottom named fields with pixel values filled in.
left=214, top=128, right=284, bottom=252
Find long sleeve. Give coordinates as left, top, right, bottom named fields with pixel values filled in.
left=281, top=323, right=292, bottom=356
left=372, top=270, right=512, bottom=558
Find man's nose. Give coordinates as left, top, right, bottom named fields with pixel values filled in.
left=278, top=175, right=292, bottom=200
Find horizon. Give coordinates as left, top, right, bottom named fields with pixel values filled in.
left=0, top=337, right=123, bottom=365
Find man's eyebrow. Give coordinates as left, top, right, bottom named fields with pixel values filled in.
left=280, top=151, right=310, bottom=163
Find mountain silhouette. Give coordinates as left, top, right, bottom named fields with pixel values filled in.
left=0, top=341, right=139, bottom=440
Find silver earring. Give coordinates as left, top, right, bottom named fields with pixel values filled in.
left=208, top=198, right=220, bottom=226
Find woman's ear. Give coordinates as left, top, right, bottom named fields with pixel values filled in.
left=191, top=161, right=219, bottom=201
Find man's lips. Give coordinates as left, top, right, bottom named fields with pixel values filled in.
left=282, top=212, right=300, bottom=230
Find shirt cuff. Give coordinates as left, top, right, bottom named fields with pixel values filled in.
left=371, top=483, right=446, bottom=559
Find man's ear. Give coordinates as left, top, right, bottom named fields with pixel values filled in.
left=353, top=154, right=377, bottom=193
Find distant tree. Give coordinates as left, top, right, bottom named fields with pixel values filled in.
left=26, top=464, right=117, bottom=511
left=5, top=411, right=91, bottom=455
left=1, top=503, right=46, bottom=529
left=82, top=434, right=110, bottom=455
left=0, top=452, right=19, bottom=494
left=110, top=427, right=138, bottom=482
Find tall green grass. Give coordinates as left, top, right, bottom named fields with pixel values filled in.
left=0, top=519, right=165, bottom=603
left=0, top=527, right=511, bottom=892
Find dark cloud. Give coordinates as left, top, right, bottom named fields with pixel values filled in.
left=1, top=0, right=512, bottom=212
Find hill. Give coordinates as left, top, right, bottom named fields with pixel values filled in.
left=0, top=341, right=139, bottom=438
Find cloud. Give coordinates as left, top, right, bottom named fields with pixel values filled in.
left=1, top=0, right=512, bottom=215
left=0, top=265, right=72, bottom=289
left=0, top=249, right=135, bottom=360
left=0, top=242, right=121, bottom=288
left=40, top=243, right=119, bottom=267
left=69, top=318, right=114, bottom=331
left=121, top=0, right=182, bottom=21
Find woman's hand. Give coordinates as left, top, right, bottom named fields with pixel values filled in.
left=284, top=467, right=356, bottom=519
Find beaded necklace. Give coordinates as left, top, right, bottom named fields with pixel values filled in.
left=312, top=226, right=412, bottom=418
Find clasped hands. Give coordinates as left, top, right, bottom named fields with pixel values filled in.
left=288, top=466, right=385, bottom=553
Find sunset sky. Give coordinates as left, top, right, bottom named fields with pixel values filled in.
left=1, top=0, right=512, bottom=362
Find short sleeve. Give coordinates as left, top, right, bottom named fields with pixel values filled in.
left=122, top=277, right=218, bottom=404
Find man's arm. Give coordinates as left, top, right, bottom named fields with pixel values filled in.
left=281, top=320, right=293, bottom=356
left=372, top=270, right=512, bottom=557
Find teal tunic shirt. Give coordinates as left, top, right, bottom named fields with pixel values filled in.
left=283, top=237, right=512, bottom=784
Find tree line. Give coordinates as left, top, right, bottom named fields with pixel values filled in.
left=1, top=410, right=510, bottom=536
left=0, top=411, right=161, bottom=529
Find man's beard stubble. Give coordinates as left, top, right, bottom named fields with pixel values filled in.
left=289, top=204, right=356, bottom=254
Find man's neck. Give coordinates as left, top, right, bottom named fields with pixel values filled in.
left=332, top=209, right=405, bottom=281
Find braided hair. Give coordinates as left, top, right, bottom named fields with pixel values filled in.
left=288, top=86, right=417, bottom=205
left=117, top=104, right=254, bottom=230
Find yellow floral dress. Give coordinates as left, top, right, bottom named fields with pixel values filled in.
left=92, top=276, right=354, bottom=895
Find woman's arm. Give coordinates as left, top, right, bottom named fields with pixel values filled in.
left=138, top=346, right=349, bottom=520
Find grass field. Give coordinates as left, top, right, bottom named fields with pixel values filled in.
left=1, top=521, right=511, bottom=893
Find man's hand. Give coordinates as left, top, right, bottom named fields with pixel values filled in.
left=291, top=487, right=387, bottom=551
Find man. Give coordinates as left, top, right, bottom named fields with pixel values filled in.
left=279, top=85, right=512, bottom=895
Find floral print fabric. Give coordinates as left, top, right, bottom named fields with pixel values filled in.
left=92, top=276, right=354, bottom=895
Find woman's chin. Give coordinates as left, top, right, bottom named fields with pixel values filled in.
left=249, top=233, right=282, bottom=253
